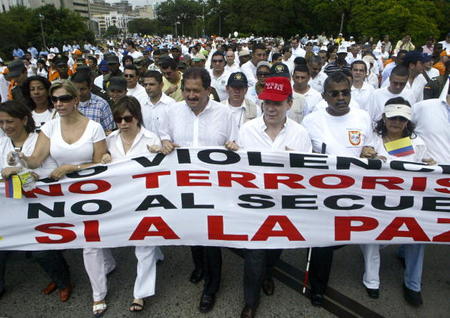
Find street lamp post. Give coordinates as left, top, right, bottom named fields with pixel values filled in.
left=38, top=14, right=47, bottom=50
left=174, top=21, right=180, bottom=38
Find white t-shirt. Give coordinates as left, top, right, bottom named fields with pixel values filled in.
left=351, top=82, right=374, bottom=113
left=130, top=50, right=143, bottom=59
left=107, top=127, right=161, bottom=160
left=289, top=92, right=307, bottom=123
left=127, top=84, right=149, bottom=107
left=209, top=70, right=231, bottom=102
left=241, top=60, right=258, bottom=87
left=412, top=98, right=450, bottom=164
left=302, top=108, right=374, bottom=156
left=238, top=116, right=312, bottom=152
left=32, top=109, right=56, bottom=132
left=373, top=134, right=428, bottom=163
left=0, top=133, right=57, bottom=178
left=369, top=87, right=415, bottom=122
left=301, top=86, right=324, bottom=115
left=41, top=118, right=105, bottom=166
left=309, top=72, right=328, bottom=93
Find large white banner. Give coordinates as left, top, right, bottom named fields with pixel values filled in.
left=0, top=148, right=449, bottom=251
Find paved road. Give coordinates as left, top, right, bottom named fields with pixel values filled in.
left=0, top=244, right=449, bottom=318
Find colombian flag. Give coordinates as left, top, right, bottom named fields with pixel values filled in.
left=4, top=175, right=22, bottom=199
left=384, top=137, right=415, bottom=157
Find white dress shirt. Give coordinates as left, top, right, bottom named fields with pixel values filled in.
left=106, top=127, right=161, bottom=160
left=127, top=83, right=149, bottom=107
left=238, top=116, right=312, bottom=152
left=141, top=93, right=175, bottom=136
left=159, top=99, right=237, bottom=146
left=209, top=70, right=231, bottom=102
left=351, top=82, right=375, bottom=113
left=241, top=60, right=258, bottom=87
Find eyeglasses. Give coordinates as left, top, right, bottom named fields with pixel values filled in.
left=386, top=116, right=408, bottom=122
left=51, top=95, right=74, bottom=103
left=114, top=115, right=134, bottom=123
left=124, top=74, right=136, bottom=78
left=212, top=59, right=224, bottom=63
left=326, top=89, right=351, bottom=97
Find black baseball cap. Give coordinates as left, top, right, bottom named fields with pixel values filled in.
left=227, top=72, right=248, bottom=87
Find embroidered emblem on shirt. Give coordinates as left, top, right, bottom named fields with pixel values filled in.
left=348, top=130, right=362, bottom=146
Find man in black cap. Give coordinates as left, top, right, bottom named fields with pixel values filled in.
left=5, top=59, right=27, bottom=104
left=106, top=76, right=127, bottom=104
left=102, top=54, right=123, bottom=91
left=223, top=72, right=258, bottom=128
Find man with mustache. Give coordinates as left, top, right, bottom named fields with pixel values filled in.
left=158, top=67, right=237, bottom=314
left=302, top=71, right=376, bottom=306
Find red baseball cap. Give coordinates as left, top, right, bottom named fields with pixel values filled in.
left=258, top=76, right=292, bottom=101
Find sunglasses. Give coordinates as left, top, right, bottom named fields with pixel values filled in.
left=326, top=89, right=351, bottom=97
left=51, top=95, right=74, bottom=103
left=124, top=74, right=136, bottom=78
left=257, top=72, right=271, bottom=76
left=114, top=115, right=134, bottom=123
left=212, top=59, right=224, bottom=63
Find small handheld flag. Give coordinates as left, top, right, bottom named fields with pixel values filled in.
left=4, top=175, right=23, bottom=199
left=384, top=137, right=415, bottom=157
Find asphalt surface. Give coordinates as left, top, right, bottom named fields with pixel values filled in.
left=0, top=244, right=449, bottom=318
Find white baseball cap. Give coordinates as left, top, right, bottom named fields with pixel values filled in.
left=384, top=104, right=411, bottom=121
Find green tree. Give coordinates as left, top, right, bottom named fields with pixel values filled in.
left=156, top=0, right=202, bottom=36
left=104, top=25, right=120, bottom=38
left=0, top=5, right=94, bottom=59
left=128, top=18, right=159, bottom=35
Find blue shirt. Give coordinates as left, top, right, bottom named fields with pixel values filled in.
left=78, top=94, right=115, bottom=131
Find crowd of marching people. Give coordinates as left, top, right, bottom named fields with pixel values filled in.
left=0, top=31, right=449, bottom=317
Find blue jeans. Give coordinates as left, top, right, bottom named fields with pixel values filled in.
left=398, top=244, right=424, bottom=292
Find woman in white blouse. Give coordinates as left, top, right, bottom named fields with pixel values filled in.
left=0, top=100, right=72, bottom=301
left=97, top=96, right=161, bottom=314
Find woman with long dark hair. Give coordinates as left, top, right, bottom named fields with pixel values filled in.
left=0, top=100, right=72, bottom=301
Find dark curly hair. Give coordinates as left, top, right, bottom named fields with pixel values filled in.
left=374, top=97, right=416, bottom=138
left=21, top=75, right=52, bottom=111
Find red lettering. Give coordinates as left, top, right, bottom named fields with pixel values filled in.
left=264, top=173, right=305, bottom=189
left=335, top=216, right=379, bottom=240
left=217, top=171, right=258, bottom=188
left=23, top=184, right=63, bottom=198
left=251, top=215, right=305, bottom=241
left=376, top=217, right=430, bottom=241
left=361, top=176, right=404, bottom=190
left=133, top=171, right=171, bottom=188
left=309, top=174, right=355, bottom=189
left=84, top=220, right=100, bottom=242
left=435, top=178, right=450, bottom=194
left=432, top=218, right=450, bottom=242
left=69, top=180, right=111, bottom=194
left=410, top=177, right=427, bottom=191
left=208, top=216, right=248, bottom=241
left=35, top=223, right=76, bottom=244
left=176, top=170, right=211, bottom=186
left=129, top=217, right=180, bottom=240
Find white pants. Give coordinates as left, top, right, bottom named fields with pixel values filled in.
left=83, top=247, right=157, bottom=301
left=360, top=244, right=381, bottom=289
